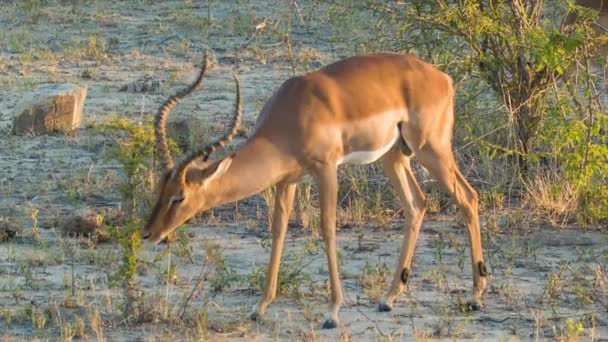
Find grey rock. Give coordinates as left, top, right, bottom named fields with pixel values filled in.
left=13, top=83, right=87, bottom=135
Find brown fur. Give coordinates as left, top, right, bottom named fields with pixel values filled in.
left=144, top=53, right=486, bottom=327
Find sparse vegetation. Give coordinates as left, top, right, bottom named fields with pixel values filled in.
left=0, top=0, right=606, bottom=340
left=110, top=222, right=143, bottom=319
left=359, top=260, right=391, bottom=304
left=97, top=116, right=158, bottom=219
left=247, top=249, right=313, bottom=299
left=204, top=241, right=240, bottom=293
left=62, top=34, right=110, bottom=63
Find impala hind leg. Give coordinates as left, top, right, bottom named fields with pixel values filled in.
left=417, top=147, right=487, bottom=307
left=251, top=182, right=297, bottom=320
left=378, top=146, right=427, bottom=312
left=316, top=165, right=343, bottom=329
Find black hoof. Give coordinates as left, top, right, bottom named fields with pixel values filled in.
left=465, top=302, right=482, bottom=311
left=250, top=312, right=261, bottom=321
left=322, top=319, right=338, bottom=329
left=378, top=302, right=392, bottom=312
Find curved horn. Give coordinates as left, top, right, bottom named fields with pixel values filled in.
left=176, top=74, right=242, bottom=183
left=155, top=56, right=208, bottom=170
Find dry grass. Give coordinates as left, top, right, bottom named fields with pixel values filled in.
left=359, top=261, right=391, bottom=303
left=524, top=173, right=581, bottom=226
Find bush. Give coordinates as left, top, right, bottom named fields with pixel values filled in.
left=321, top=0, right=608, bottom=223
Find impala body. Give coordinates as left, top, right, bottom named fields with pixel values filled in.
left=143, top=53, right=487, bottom=329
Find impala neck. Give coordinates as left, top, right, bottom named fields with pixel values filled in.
left=204, top=137, right=295, bottom=210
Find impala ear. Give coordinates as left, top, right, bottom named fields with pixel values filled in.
left=201, top=157, right=233, bottom=186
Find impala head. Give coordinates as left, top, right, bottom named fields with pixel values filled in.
left=143, top=56, right=242, bottom=244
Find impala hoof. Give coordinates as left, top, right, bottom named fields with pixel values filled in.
left=378, top=302, right=393, bottom=312
left=322, top=319, right=338, bottom=329
left=464, top=301, right=482, bottom=312
left=250, top=303, right=267, bottom=321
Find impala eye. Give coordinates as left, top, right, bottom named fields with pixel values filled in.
left=170, top=196, right=185, bottom=206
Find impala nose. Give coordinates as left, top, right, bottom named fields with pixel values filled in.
left=142, top=232, right=151, bottom=240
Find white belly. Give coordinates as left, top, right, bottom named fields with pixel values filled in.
left=337, top=129, right=400, bottom=165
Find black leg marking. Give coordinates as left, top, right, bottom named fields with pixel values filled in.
left=400, top=267, right=410, bottom=285
left=478, top=261, right=488, bottom=277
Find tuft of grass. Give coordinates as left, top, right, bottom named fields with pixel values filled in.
left=62, top=34, right=109, bottom=63
left=172, top=9, right=213, bottom=31
left=524, top=173, right=580, bottom=226
left=7, top=27, right=36, bottom=54
left=88, top=307, right=104, bottom=340
left=18, top=48, right=57, bottom=65
left=18, top=0, right=48, bottom=23
left=337, top=165, right=397, bottom=228
left=109, top=222, right=144, bottom=320
left=30, top=307, right=46, bottom=330
left=260, top=186, right=275, bottom=229
left=480, top=186, right=505, bottom=211
left=61, top=315, right=86, bottom=340
left=554, top=318, right=585, bottom=342
left=544, top=262, right=568, bottom=301
left=248, top=250, right=313, bottom=299
left=204, top=241, right=240, bottom=292
left=296, top=181, right=319, bottom=235
left=359, top=260, right=391, bottom=303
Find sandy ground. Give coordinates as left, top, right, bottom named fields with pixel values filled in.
left=0, top=1, right=607, bottom=341
left=1, top=217, right=607, bottom=340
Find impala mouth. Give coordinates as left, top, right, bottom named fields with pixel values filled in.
left=143, top=228, right=174, bottom=245
left=149, top=235, right=165, bottom=245
left=142, top=229, right=165, bottom=245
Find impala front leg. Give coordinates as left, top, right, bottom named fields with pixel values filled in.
left=316, top=165, right=343, bottom=329
left=251, top=182, right=297, bottom=320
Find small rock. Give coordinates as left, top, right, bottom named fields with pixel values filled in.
left=58, top=209, right=127, bottom=243
left=59, top=213, right=105, bottom=240
left=13, top=83, right=87, bottom=135
left=119, top=76, right=161, bottom=94
left=118, top=77, right=160, bottom=94
left=0, top=217, right=22, bottom=242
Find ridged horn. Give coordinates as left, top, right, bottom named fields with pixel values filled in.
left=176, top=74, right=242, bottom=183
left=154, top=55, right=208, bottom=170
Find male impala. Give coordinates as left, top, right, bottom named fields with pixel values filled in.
left=143, top=53, right=487, bottom=329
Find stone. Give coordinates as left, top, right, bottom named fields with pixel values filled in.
left=12, top=83, right=87, bottom=135
left=0, top=217, right=22, bottom=242
left=57, top=209, right=128, bottom=243
left=118, top=76, right=161, bottom=94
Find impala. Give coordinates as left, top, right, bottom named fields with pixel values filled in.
left=143, top=53, right=487, bottom=329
